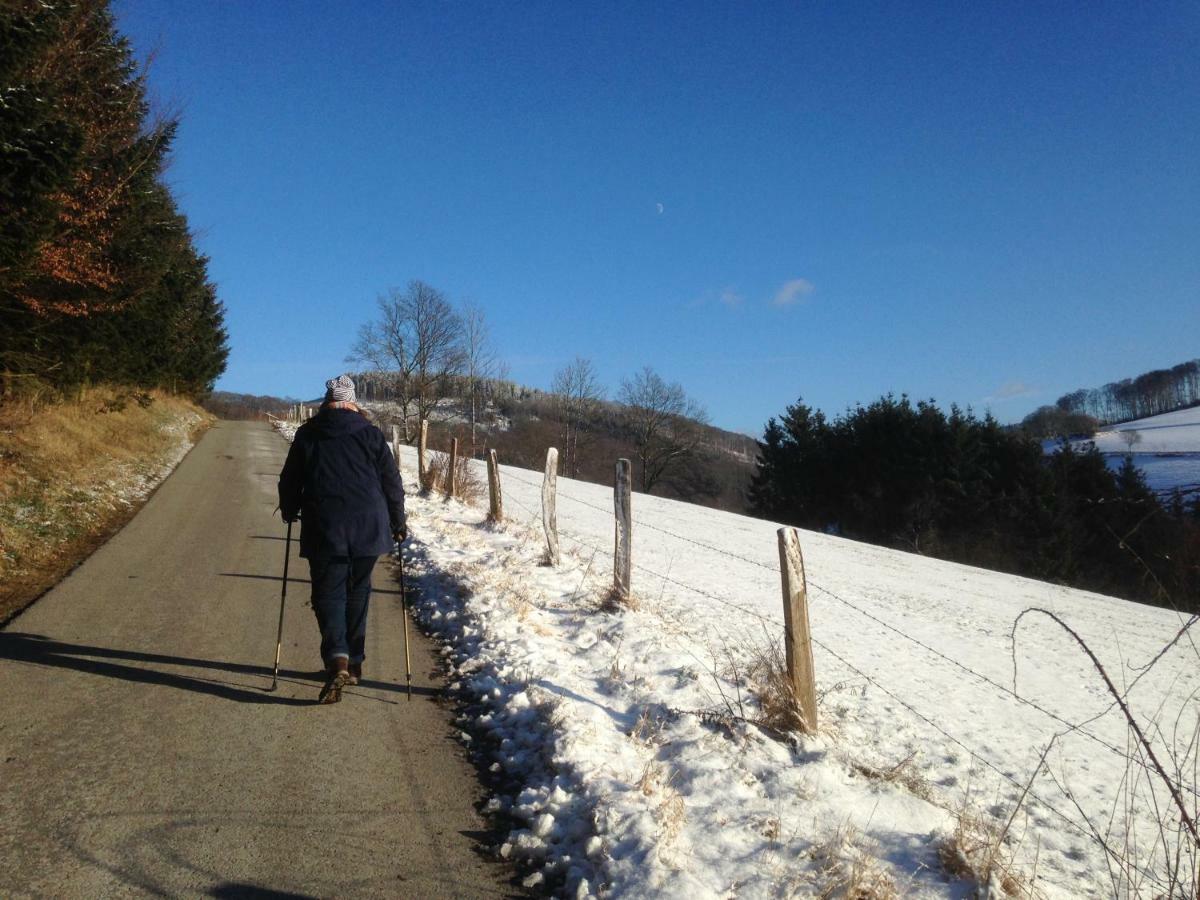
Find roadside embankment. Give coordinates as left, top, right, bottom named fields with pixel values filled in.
left=0, top=387, right=210, bottom=623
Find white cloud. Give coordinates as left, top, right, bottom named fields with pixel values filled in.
left=719, top=287, right=744, bottom=309
left=984, top=381, right=1037, bottom=403
left=772, top=278, right=815, bottom=307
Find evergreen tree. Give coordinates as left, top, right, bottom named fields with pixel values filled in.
left=751, top=392, right=1199, bottom=609
left=0, top=0, right=227, bottom=397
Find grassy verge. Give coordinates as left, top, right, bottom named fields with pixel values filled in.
left=0, top=386, right=211, bottom=624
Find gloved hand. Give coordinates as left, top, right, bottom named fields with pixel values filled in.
left=392, top=526, right=408, bottom=543
left=282, top=511, right=299, bottom=524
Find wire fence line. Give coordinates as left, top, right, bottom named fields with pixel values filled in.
left=409, top=447, right=1195, bottom=883
left=810, top=633, right=1167, bottom=889
left=484, top=463, right=1172, bottom=884
left=503, top=484, right=787, bottom=632
left=499, top=462, right=1192, bottom=792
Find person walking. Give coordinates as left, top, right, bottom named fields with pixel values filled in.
left=278, top=375, right=406, bottom=704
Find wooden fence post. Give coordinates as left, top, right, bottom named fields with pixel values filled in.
left=777, top=527, right=818, bottom=733
left=448, top=438, right=458, bottom=498
left=614, top=458, right=632, bottom=601
left=417, top=420, right=428, bottom=490
left=487, top=449, right=503, bottom=523
left=542, top=447, right=560, bottom=566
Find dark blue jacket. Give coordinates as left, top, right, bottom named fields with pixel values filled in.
left=278, top=408, right=406, bottom=559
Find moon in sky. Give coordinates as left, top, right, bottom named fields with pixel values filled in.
left=656, top=203, right=664, bottom=215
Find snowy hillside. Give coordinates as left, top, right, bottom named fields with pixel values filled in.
left=276, top=419, right=1197, bottom=896
left=1082, top=405, right=1200, bottom=494
left=1092, top=405, right=1200, bottom=454
left=393, top=443, right=1197, bottom=898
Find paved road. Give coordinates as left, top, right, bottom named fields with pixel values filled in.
left=0, top=420, right=521, bottom=899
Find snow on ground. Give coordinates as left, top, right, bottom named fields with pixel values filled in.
left=273, top=419, right=1199, bottom=897
left=1119, top=453, right=1200, bottom=494
left=1081, top=407, right=1200, bottom=494
left=1093, top=406, right=1200, bottom=454
left=402, top=447, right=1198, bottom=897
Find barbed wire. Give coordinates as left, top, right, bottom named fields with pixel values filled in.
left=810, top=632, right=1165, bottom=889
left=489, top=460, right=1199, bottom=804
left=507, top=470, right=1100, bottom=759
left=472, top=458, right=1195, bottom=825
left=504, top=467, right=786, bottom=574
left=426, top=456, right=1177, bottom=887
left=553, top=523, right=787, bottom=634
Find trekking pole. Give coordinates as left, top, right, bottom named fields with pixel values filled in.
left=268, top=521, right=293, bottom=692
left=398, top=547, right=412, bottom=701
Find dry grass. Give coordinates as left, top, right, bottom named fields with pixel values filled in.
left=936, top=793, right=1027, bottom=897
left=849, top=752, right=931, bottom=801
left=742, top=639, right=809, bottom=733
left=1, top=386, right=171, bottom=482
left=811, top=826, right=899, bottom=900
left=0, top=386, right=209, bottom=622
left=637, top=761, right=686, bottom=855
left=423, top=449, right=484, bottom=502
left=599, top=583, right=639, bottom=612
left=628, top=706, right=669, bottom=746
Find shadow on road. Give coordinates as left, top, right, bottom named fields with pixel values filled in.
left=0, top=633, right=436, bottom=703
left=219, top=571, right=404, bottom=596
left=209, top=884, right=318, bottom=899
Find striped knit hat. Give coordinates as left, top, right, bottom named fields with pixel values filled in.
left=324, top=374, right=357, bottom=404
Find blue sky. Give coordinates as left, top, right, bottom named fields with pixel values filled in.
left=114, top=1, right=1199, bottom=434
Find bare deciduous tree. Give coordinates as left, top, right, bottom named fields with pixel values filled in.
left=618, top=366, right=710, bottom=493
left=1121, top=429, right=1143, bottom=455
left=462, top=301, right=499, bottom=458
left=349, top=280, right=464, bottom=441
left=551, top=357, right=604, bottom=478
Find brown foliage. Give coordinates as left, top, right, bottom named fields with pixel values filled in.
left=423, top=450, right=484, bottom=503
left=10, top=0, right=169, bottom=318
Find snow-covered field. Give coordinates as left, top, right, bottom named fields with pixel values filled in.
left=1084, top=406, right=1200, bottom=494
left=277, top=418, right=1199, bottom=897
left=1093, top=406, right=1200, bottom=454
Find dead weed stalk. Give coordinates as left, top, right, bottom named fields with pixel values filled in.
left=423, top=449, right=484, bottom=503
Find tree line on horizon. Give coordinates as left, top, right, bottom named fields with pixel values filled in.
left=0, top=0, right=228, bottom=400
left=1047, top=358, right=1200, bottom=427
left=750, top=394, right=1199, bottom=610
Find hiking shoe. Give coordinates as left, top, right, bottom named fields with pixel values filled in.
left=318, top=670, right=350, bottom=704
left=347, top=663, right=362, bottom=686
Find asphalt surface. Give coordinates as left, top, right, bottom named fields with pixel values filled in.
left=0, top=420, right=522, bottom=899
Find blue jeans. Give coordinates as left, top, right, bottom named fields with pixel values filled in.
left=309, top=556, right=376, bottom=667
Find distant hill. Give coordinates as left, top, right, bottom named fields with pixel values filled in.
left=354, top=373, right=759, bottom=514
left=202, top=391, right=296, bottom=420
